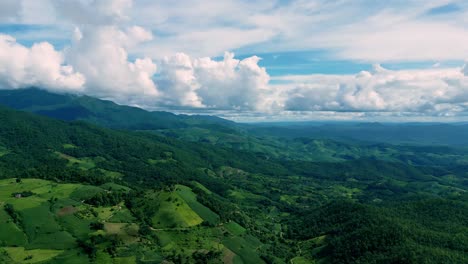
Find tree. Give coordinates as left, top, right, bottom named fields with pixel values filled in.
left=89, top=221, right=104, bottom=230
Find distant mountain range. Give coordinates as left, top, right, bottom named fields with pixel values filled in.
left=3, top=88, right=468, bottom=148
left=0, top=88, right=233, bottom=130
left=0, top=88, right=467, bottom=263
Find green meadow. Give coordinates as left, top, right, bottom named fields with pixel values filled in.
left=0, top=179, right=266, bottom=263
left=0, top=179, right=142, bottom=263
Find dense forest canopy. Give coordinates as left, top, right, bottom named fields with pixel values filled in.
left=0, top=89, right=466, bottom=263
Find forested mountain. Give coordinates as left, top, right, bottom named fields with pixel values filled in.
left=0, top=88, right=233, bottom=130
left=0, top=94, right=467, bottom=263
left=248, top=121, right=468, bottom=146
left=6, top=88, right=468, bottom=147
left=6, top=88, right=468, bottom=164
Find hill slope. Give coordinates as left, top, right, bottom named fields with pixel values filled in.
left=0, top=105, right=467, bottom=263
left=0, top=178, right=268, bottom=264
left=0, top=88, right=233, bottom=130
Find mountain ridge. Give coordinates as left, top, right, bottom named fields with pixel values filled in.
left=0, top=101, right=467, bottom=263
left=0, top=88, right=233, bottom=130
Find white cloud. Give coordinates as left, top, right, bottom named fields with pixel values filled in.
left=0, top=0, right=159, bottom=104
left=5, top=0, right=468, bottom=62
left=277, top=65, right=468, bottom=117
left=0, top=0, right=272, bottom=113
left=20, top=0, right=56, bottom=24
left=0, top=34, right=85, bottom=91
left=137, top=27, right=276, bottom=59
left=49, top=0, right=160, bottom=103
left=157, top=53, right=203, bottom=107
left=65, top=25, right=159, bottom=101
left=122, top=0, right=468, bottom=62
left=329, top=20, right=468, bottom=62
left=156, top=52, right=270, bottom=110
left=127, top=0, right=280, bottom=58
left=4, top=0, right=468, bottom=121
left=0, top=0, right=21, bottom=22
left=138, top=0, right=468, bottom=62
left=53, top=0, right=132, bottom=26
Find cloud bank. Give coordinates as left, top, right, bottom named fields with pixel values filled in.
left=0, top=0, right=272, bottom=114
left=0, top=34, right=84, bottom=91
left=2, top=0, right=468, bottom=121
left=158, top=52, right=270, bottom=110
left=278, top=65, right=468, bottom=117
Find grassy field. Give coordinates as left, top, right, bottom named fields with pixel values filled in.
left=69, top=185, right=105, bottom=201
left=57, top=213, right=93, bottom=239
left=224, top=221, right=246, bottom=236
left=0, top=209, right=28, bottom=246
left=0, top=178, right=267, bottom=263
left=108, top=208, right=136, bottom=223
left=62, top=143, right=77, bottom=149
left=175, top=185, right=220, bottom=225
left=113, top=256, right=137, bottom=264
left=155, top=227, right=224, bottom=256
left=104, top=223, right=139, bottom=243
left=3, top=247, right=63, bottom=263
left=229, top=189, right=265, bottom=202
left=151, top=190, right=203, bottom=228
left=291, top=256, right=316, bottom=264
left=0, top=178, right=145, bottom=263
left=100, top=182, right=130, bottom=191
left=150, top=185, right=221, bottom=228
left=222, top=236, right=264, bottom=264
left=54, top=152, right=98, bottom=170
left=45, top=249, right=90, bottom=264
left=98, top=169, right=124, bottom=180
left=191, top=181, right=213, bottom=194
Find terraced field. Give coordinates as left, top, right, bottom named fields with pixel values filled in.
left=0, top=179, right=267, bottom=263
left=0, top=179, right=139, bottom=263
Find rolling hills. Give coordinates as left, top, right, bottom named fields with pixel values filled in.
left=0, top=88, right=233, bottom=130
left=0, top=91, right=467, bottom=263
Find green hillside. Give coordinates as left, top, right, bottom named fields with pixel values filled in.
left=0, top=178, right=268, bottom=263
left=0, top=88, right=233, bottom=130
left=5, top=89, right=468, bottom=165
left=0, top=101, right=466, bottom=263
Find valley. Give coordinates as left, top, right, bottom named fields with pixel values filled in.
left=0, top=89, right=466, bottom=263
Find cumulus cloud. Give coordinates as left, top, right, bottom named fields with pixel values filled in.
left=0, top=0, right=159, bottom=104
left=0, top=34, right=85, bottom=91
left=4, top=0, right=468, bottom=121
left=66, top=25, right=158, bottom=100
left=157, top=52, right=270, bottom=110
left=52, top=0, right=159, bottom=102
left=278, top=65, right=468, bottom=117
left=0, top=0, right=271, bottom=112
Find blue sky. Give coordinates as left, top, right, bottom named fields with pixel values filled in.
left=1, top=0, right=468, bottom=122
left=426, top=3, right=461, bottom=15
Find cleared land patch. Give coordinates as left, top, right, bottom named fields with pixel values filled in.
left=175, top=185, right=219, bottom=225
left=151, top=190, right=203, bottom=228
left=3, top=247, right=63, bottom=263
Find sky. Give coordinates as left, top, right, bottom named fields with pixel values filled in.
left=1, top=0, right=468, bottom=122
